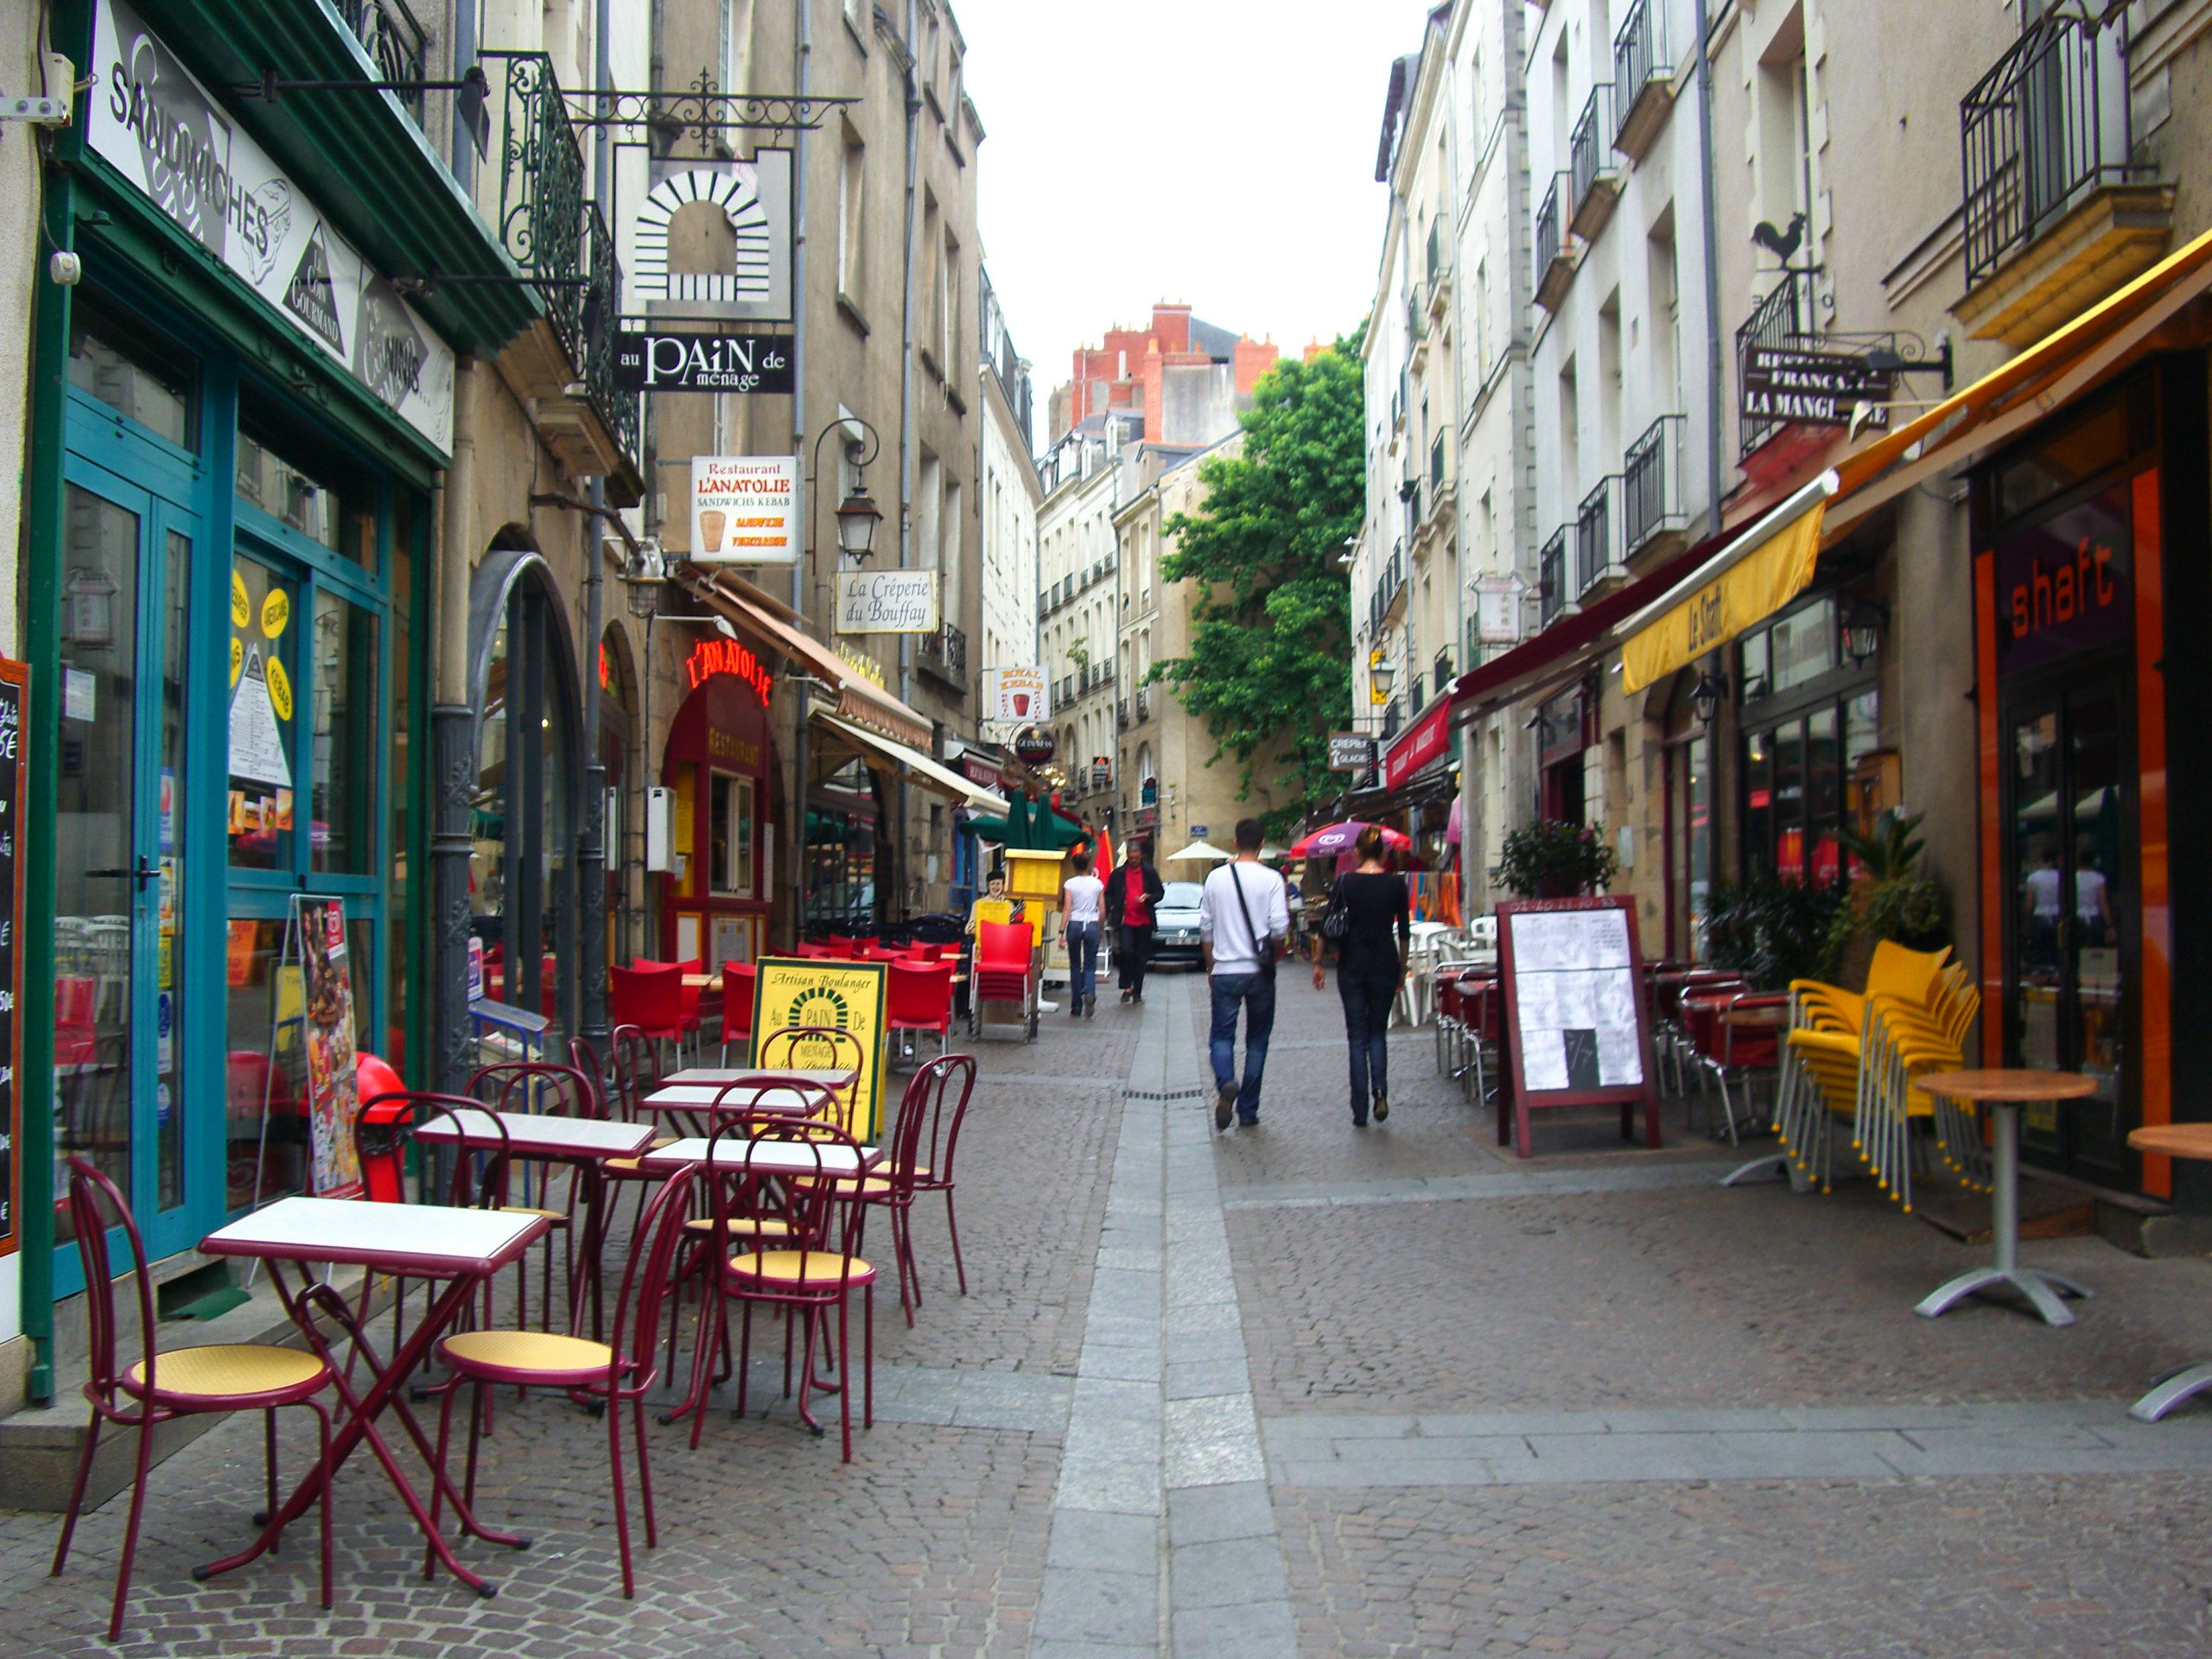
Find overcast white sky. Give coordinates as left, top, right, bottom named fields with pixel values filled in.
left=950, top=0, right=1438, bottom=448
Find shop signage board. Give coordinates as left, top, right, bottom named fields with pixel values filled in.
left=690, top=455, right=799, bottom=563
left=836, top=569, right=941, bottom=634
left=1382, top=701, right=1451, bottom=791
left=0, top=663, right=23, bottom=1255
left=1493, top=896, right=1660, bottom=1159
left=1013, top=727, right=1056, bottom=765
left=750, top=958, right=889, bottom=1143
left=633, top=153, right=793, bottom=323
left=1993, top=482, right=2131, bottom=680
left=1473, top=575, right=1522, bottom=644
left=1328, top=732, right=1376, bottom=772
left=88, top=0, right=456, bottom=451
left=1739, top=345, right=1892, bottom=431
left=614, top=330, right=793, bottom=393
left=984, top=666, right=1050, bottom=723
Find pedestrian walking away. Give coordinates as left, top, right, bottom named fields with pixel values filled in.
left=1060, top=849, right=1105, bottom=1018
left=1312, top=824, right=1410, bottom=1126
left=1103, top=839, right=1165, bottom=1004
left=1200, top=818, right=1289, bottom=1131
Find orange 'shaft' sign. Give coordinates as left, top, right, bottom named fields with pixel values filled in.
left=2008, top=536, right=2119, bottom=641
left=685, top=635, right=774, bottom=702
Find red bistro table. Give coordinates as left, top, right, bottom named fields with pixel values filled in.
left=197, top=1197, right=554, bottom=1598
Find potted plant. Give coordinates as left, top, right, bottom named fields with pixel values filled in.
left=1823, top=809, right=1951, bottom=983
left=1704, top=876, right=1849, bottom=990
left=1491, top=819, right=1619, bottom=899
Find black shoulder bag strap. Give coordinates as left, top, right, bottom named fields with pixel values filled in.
left=1228, top=863, right=1275, bottom=982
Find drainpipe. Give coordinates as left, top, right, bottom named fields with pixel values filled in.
left=575, top=0, right=616, bottom=1046
left=896, top=0, right=921, bottom=919
left=1693, top=0, right=1725, bottom=528
left=788, top=0, right=813, bottom=947
left=431, top=367, right=479, bottom=1092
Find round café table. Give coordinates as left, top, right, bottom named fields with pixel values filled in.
left=1914, top=1068, right=2101, bottom=1327
left=2124, top=1122, right=2212, bottom=1420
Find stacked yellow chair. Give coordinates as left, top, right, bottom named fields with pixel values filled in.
left=1777, top=941, right=1953, bottom=1192
left=1852, top=963, right=1980, bottom=1212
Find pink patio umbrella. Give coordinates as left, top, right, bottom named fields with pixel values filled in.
left=1288, top=820, right=1414, bottom=860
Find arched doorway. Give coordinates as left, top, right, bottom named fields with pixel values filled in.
left=661, top=639, right=777, bottom=966
left=468, top=546, right=582, bottom=1035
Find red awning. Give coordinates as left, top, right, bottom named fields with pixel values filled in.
left=1446, top=528, right=1732, bottom=727
left=1381, top=696, right=1452, bottom=791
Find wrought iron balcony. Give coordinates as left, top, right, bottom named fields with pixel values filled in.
left=1410, top=672, right=1426, bottom=712
left=1569, top=84, right=1622, bottom=239
left=1135, top=686, right=1151, bottom=722
left=1611, top=0, right=1675, bottom=162
left=337, top=0, right=429, bottom=120
left=918, top=622, right=968, bottom=690
left=1116, top=698, right=1129, bottom=731
left=1369, top=545, right=1407, bottom=635
left=491, top=53, right=638, bottom=472
left=1382, top=699, right=1403, bottom=741
left=1433, top=648, right=1452, bottom=691
left=1576, top=474, right=1625, bottom=597
left=1623, top=413, right=1689, bottom=558
left=1735, top=269, right=1817, bottom=459
left=1538, top=526, right=1570, bottom=626
left=1535, top=172, right=1577, bottom=312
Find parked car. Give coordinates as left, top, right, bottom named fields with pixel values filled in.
left=1148, top=880, right=1206, bottom=969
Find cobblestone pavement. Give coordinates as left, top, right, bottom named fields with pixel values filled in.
left=7, top=970, right=2212, bottom=1655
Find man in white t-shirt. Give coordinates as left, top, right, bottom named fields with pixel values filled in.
left=1199, top=818, right=1289, bottom=1131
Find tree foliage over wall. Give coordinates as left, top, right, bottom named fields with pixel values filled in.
left=1148, top=327, right=1364, bottom=830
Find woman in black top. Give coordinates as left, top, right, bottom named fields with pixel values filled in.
left=1310, top=825, right=1411, bottom=1126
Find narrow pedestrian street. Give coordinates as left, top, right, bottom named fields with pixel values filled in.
left=9, top=981, right=2212, bottom=1657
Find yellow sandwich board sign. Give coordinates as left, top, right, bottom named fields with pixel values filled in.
left=750, top=957, right=890, bottom=1142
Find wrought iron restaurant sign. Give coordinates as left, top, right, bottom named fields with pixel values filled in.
left=1739, top=345, right=1891, bottom=431
left=88, top=0, right=456, bottom=451
left=615, top=330, right=794, bottom=394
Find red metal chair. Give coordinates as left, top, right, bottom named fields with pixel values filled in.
left=887, top=959, right=957, bottom=1064
left=1699, top=990, right=1789, bottom=1146
left=463, top=1062, right=603, bottom=1332
left=356, top=1089, right=522, bottom=1339
left=969, top=919, right=1039, bottom=1043
left=833, top=1053, right=976, bottom=1322
left=696, top=1110, right=880, bottom=1461
left=430, top=1166, right=701, bottom=1597
left=754, top=1024, right=870, bottom=1137
left=610, top=963, right=687, bottom=1070
left=717, top=961, right=760, bottom=1064
left=51, top=1158, right=336, bottom=1641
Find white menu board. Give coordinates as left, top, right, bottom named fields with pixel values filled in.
left=1503, top=905, right=1644, bottom=1093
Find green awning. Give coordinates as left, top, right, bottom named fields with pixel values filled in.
left=117, top=0, right=543, bottom=356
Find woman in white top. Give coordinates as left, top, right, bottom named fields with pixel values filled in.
left=1060, top=850, right=1107, bottom=1019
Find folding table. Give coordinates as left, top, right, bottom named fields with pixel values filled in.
left=197, top=1197, right=552, bottom=1598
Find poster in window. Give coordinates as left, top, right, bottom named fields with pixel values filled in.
left=0, top=663, right=23, bottom=1255
left=298, top=898, right=364, bottom=1199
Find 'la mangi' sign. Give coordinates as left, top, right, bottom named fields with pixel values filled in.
left=614, top=330, right=793, bottom=393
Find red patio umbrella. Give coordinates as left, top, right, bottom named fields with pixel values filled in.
left=1289, top=821, right=1414, bottom=860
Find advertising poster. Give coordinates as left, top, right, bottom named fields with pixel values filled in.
left=750, top=958, right=888, bottom=1143
left=690, top=455, right=799, bottom=563
left=298, top=899, right=364, bottom=1198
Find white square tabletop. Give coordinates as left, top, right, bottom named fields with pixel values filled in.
left=661, top=1066, right=855, bottom=1088
left=411, top=1109, right=656, bottom=1160
left=637, top=1138, right=880, bottom=1178
left=640, top=1083, right=840, bottom=1116
left=201, top=1196, right=550, bottom=1278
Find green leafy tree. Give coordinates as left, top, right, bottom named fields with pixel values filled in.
left=1148, top=327, right=1364, bottom=833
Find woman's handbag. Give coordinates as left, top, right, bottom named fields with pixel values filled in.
left=1321, top=877, right=1350, bottom=944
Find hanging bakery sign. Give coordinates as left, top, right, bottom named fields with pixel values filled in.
left=614, top=329, right=793, bottom=393
left=632, top=153, right=793, bottom=323
left=87, top=0, right=455, bottom=452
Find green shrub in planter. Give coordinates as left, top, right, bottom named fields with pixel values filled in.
left=1491, top=820, right=1619, bottom=899
left=1703, top=876, right=1848, bottom=990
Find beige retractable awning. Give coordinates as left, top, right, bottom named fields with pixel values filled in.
left=678, top=563, right=933, bottom=750
left=814, top=713, right=1009, bottom=815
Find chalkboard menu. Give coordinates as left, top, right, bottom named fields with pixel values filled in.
left=0, top=661, right=24, bottom=1255
left=1494, top=896, right=1660, bottom=1159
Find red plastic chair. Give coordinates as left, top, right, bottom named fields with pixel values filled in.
left=969, top=919, right=1039, bottom=1043
left=887, top=959, right=957, bottom=1064
left=51, top=1158, right=336, bottom=1641
left=717, top=962, right=760, bottom=1064
left=54, top=975, right=98, bottom=1066
left=611, top=963, right=686, bottom=1069
left=430, top=1166, right=701, bottom=1596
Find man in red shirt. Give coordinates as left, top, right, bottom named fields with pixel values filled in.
left=1103, top=840, right=1166, bottom=1004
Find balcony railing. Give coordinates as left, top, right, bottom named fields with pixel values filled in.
left=1576, top=474, right=1624, bottom=596
left=1135, top=687, right=1151, bottom=721
left=1961, top=10, right=2139, bottom=289
left=1569, top=83, right=1620, bottom=225
left=918, top=622, right=967, bottom=687
left=1535, top=171, right=1577, bottom=310
left=1410, top=672, right=1426, bottom=712
left=1116, top=698, right=1129, bottom=730
left=492, top=53, right=636, bottom=465
left=1623, top=413, right=1689, bottom=557
left=1538, top=527, right=1569, bottom=626
left=1382, top=699, right=1403, bottom=741
left=1736, top=268, right=1817, bottom=458
left=1433, top=648, right=1452, bottom=691
left=1611, top=0, right=1675, bottom=160
left=338, top=0, right=429, bottom=119
left=1368, top=545, right=1407, bottom=634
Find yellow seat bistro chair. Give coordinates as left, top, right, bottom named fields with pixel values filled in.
left=1852, top=967, right=1980, bottom=1212
left=1777, top=942, right=1953, bottom=1192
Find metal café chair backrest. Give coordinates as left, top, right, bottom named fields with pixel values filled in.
left=705, top=1074, right=843, bottom=1127
left=355, top=1089, right=515, bottom=1209
left=612, top=1166, right=702, bottom=1383
left=890, top=1051, right=976, bottom=1196
left=754, top=1023, right=868, bottom=1134
left=465, top=1059, right=598, bottom=1122
left=608, top=1022, right=661, bottom=1122
left=566, top=1034, right=610, bottom=1116
left=703, top=1109, right=869, bottom=1268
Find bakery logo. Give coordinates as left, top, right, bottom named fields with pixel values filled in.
left=283, top=224, right=345, bottom=353
left=354, top=277, right=430, bottom=408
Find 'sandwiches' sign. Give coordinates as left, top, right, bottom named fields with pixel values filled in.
left=89, top=0, right=456, bottom=452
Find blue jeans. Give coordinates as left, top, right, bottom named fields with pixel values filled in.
left=1338, top=969, right=1397, bottom=1114
left=1066, top=921, right=1101, bottom=1006
left=1209, top=971, right=1277, bottom=1121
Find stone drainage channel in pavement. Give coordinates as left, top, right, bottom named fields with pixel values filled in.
left=1033, top=988, right=1299, bottom=1659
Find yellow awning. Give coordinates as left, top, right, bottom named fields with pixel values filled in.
left=1620, top=488, right=1829, bottom=695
